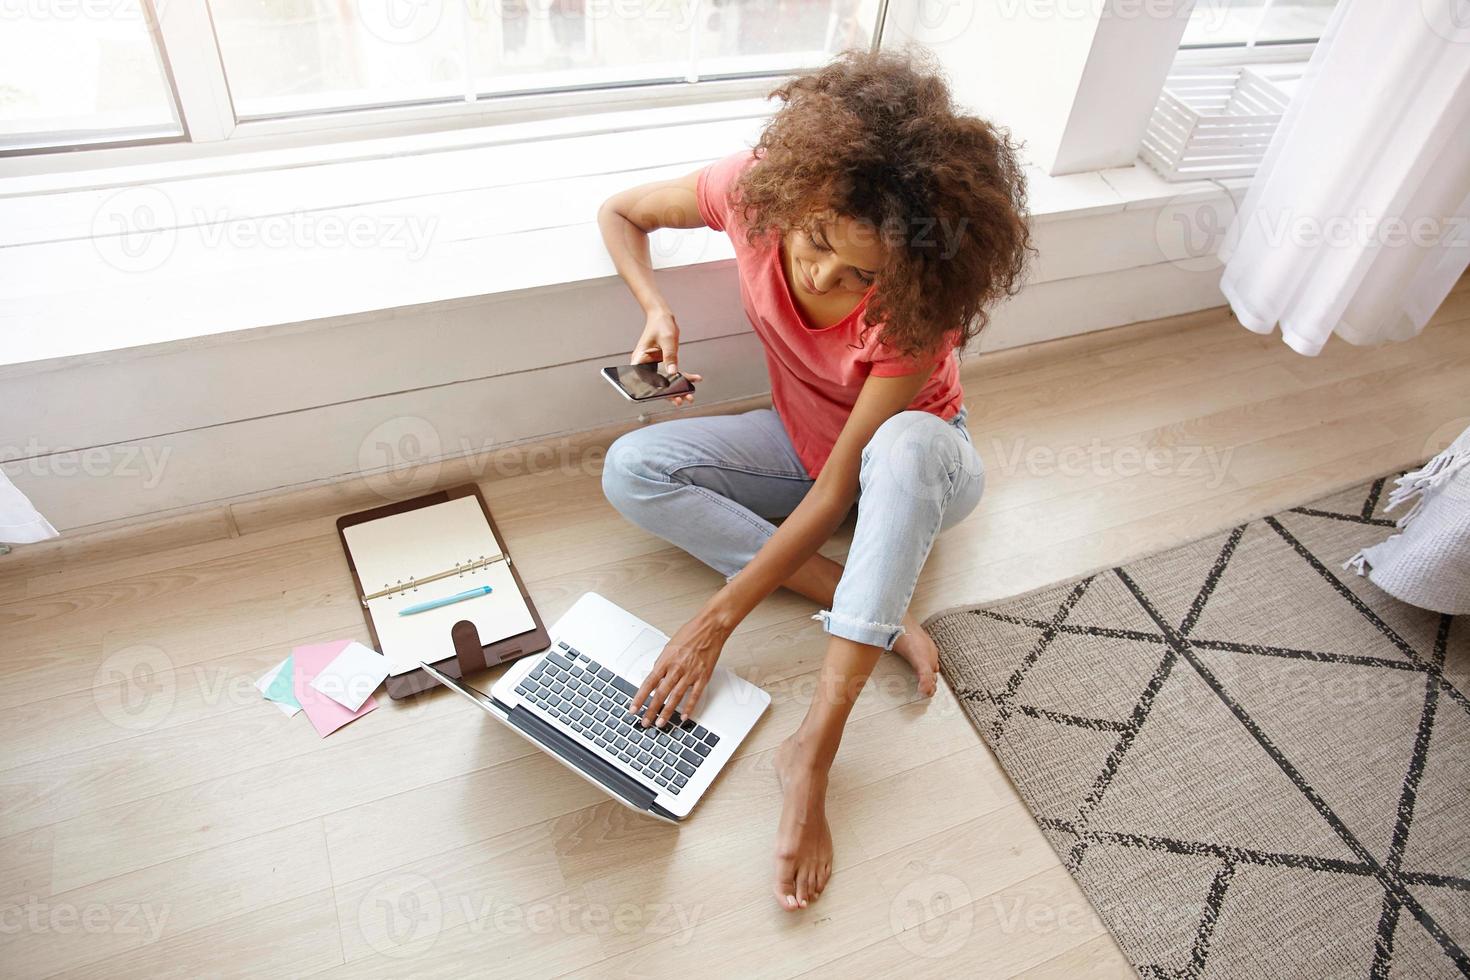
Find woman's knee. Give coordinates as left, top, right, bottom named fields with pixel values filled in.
left=861, top=411, right=981, bottom=509
left=601, top=427, right=664, bottom=518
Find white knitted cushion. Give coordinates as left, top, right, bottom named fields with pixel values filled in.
left=1346, top=424, right=1470, bottom=615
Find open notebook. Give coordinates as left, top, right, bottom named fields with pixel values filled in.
left=339, top=491, right=541, bottom=684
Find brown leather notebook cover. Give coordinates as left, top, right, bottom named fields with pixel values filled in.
left=335, top=484, right=550, bottom=699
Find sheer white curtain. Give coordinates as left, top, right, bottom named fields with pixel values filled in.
left=0, top=469, right=57, bottom=545
left=1217, top=0, right=1470, bottom=356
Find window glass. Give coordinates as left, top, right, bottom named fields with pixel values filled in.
left=1180, top=0, right=1339, bottom=48
left=209, top=0, right=467, bottom=118
left=0, top=0, right=182, bottom=150
left=209, top=0, right=876, bottom=117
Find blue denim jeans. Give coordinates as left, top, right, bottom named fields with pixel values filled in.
left=601, top=406, right=985, bottom=650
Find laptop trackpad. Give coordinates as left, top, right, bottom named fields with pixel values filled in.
left=614, top=626, right=735, bottom=714
left=615, top=627, right=668, bottom=685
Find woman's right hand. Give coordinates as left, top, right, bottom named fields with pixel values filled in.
left=631, top=310, right=701, bottom=408
left=630, top=607, right=731, bottom=727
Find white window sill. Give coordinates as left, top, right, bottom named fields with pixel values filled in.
left=0, top=98, right=1245, bottom=375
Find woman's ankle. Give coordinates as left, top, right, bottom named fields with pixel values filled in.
left=780, top=728, right=839, bottom=773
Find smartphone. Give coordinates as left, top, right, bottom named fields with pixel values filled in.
left=601, top=362, right=696, bottom=402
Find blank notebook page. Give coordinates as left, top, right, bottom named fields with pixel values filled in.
left=343, top=495, right=536, bottom=676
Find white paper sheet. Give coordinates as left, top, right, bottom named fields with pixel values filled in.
left=309, top=641, right=390, bottom=711
left=344, top=495, right=504, bottom=591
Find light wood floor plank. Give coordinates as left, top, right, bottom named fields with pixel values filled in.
left=61, top=888, right=346, bottom=980
left=1014, top=934, right=1141, bottom=980
left=2, top=293, right=1466, bottom=978
left=1, top=820, right=332, bottom=978
left=793, top=866, right=1112, bottom=979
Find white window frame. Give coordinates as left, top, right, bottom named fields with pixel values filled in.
left=1173, top=0, right=1337, bottom=58
left=1173, top=39, right=1320, bottom=66
left=154, top=0, right=233, bottom=141
left=3, top=0, right=882, bottom=165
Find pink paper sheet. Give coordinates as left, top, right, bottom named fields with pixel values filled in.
left=292, top=639, right=378, bottom=737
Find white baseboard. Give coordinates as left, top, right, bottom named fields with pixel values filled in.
left=4, top=203, right=1232, bottom=533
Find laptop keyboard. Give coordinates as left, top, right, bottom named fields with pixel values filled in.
left=514, top=641, right=720, bottom=796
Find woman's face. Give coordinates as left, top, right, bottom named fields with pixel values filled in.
left=786, top=211, right=888, bottom=299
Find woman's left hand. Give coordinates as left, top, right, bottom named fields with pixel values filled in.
left=630, top=608, right=732, bottom=727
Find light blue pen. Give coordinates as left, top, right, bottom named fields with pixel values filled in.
left=397, top=585, right=492, bottom=616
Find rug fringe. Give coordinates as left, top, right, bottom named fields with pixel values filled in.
left=1383, top=428, right=1470, bottom=528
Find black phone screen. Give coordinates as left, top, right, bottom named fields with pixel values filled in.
left=607, top=363, right=694, bottom=400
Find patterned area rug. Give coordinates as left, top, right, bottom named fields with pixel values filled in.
left=927, top=474, right=1469, bottom=978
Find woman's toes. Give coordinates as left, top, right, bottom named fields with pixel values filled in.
left=775, top=864, right=800, bottom=911
left=916, top=667, right=937, bottom=697
left=894, top=616, right=942, bottom=697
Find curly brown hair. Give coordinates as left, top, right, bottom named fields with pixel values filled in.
left=730, top=45, right=1035, bottom=359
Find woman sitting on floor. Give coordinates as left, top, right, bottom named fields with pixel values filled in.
left=596, top=45, right=1034, bottom=911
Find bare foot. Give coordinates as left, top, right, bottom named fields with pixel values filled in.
left=891, top=613, right=940, bottom=697
left=771, top=737, right=834, bottom=911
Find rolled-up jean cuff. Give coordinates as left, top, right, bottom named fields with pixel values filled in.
left=813, top=610, right=905, bottom=650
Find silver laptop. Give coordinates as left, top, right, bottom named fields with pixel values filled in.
left=419, top=591, right=770, bottom=822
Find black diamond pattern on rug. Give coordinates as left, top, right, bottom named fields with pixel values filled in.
left=927, top=472, right=1469, bottom=979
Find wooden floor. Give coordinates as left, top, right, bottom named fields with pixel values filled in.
left=3, top=282, right=1468, bottom=979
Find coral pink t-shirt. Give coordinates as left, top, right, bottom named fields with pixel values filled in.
left=696, top=147, right=964, bottom=478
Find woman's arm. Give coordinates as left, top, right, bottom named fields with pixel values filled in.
left=631, top=369, right=932, bottom=725
left=597, top=167, right=706, bottom=315
left=713, top=370, right=930, bottom=623
left=597, top=168, right=708, bottom=403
